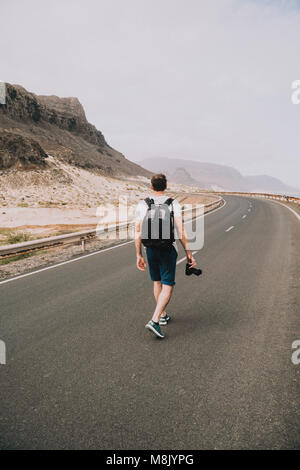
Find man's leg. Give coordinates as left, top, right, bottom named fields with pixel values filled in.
left=145, top=248, right=176, bottom=338
left=153, top=281, right=168, bottom=318
left=152, top=284, right=173, bottom=323
left=153, top=280, right=162, bottom=302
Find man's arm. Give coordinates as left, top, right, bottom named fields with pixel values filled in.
left=135, top=220, right=147, bottom=271
left=174, top=216, right=196, bottom=267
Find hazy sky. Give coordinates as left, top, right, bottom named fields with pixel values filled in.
left=1, top=0, right=300, bottom=187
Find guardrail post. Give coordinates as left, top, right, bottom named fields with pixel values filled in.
left=81, top=240, right=85, bottom=252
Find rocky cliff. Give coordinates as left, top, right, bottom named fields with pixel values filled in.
left=0, top=130, right=48, bottom=169
left=0, top=83, right=150, bottom=177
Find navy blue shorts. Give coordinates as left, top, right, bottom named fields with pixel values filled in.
left=146, top=246, right=178, bottom=286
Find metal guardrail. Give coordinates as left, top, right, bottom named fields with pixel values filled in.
left=0, top=196, right=224, bottom=258
left=215, top=191, right=300, bottom=204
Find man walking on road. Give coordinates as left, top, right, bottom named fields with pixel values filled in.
left=135, top=174, right=196, bottom=339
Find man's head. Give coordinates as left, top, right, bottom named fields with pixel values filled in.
left=151, top=173, right=167, bottom=192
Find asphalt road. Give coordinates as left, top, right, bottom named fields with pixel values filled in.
left=0, top=195, right=299, bottom=450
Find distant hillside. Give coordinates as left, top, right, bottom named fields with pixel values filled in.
left=243, top=175, right=298, bottom=194
left=170, top=167, right=203, bottom=187
left=0, top=83, right=150, bottom=177
left=140, top=157, right=299, bottom=195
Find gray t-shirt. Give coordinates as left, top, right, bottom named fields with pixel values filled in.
left=135, top=196, right=182, bottom=251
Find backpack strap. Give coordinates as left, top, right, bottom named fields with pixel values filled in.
left=164, top=198, right=174, bottom=213
left=164, top=198, right=174, bottom=206
left=144, top=197, right=154, bottom=209
left=164, top=198, right=175, bottom=241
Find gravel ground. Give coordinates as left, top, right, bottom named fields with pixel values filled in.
left=0, top=236, right=127, bottom=281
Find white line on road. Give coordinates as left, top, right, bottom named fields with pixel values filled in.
left=0, top=240, right=135, bottom=286
left=225, top=226, right=234, bottom=232
left=242, top=215, right=247, bottom=219
left=0, top=199, right=227, bottom=286
left=175, top=202, right=229, bottom=266
left=176, top=250, right=198, bottom=266
left=272, top=201, right=300, bottom=222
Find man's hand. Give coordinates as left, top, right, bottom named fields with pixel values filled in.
left=176, top=217, right=196, bottom=268
left=186, top=251, right=196, bottom=268
left=136, top=255, right=147, bottom=271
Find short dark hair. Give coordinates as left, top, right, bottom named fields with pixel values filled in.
left=151, top=173, right=167, bottom=191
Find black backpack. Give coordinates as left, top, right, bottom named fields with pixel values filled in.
left=141, top=197, right=175, bottom=249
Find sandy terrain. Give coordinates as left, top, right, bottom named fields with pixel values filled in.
left=0, top=156, right=214, bottom=243
left=0, top=195, right=223, bottom=281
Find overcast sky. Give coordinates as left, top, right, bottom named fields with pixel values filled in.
left=1, top=0, right=300, bottom=187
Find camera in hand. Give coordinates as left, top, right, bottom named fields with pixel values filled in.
left=185, top=263, right=202, bottom=277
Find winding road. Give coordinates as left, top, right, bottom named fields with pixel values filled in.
left=0, top=195, right=299, bottom=449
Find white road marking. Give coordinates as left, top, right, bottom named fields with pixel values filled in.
left=0, top=198, right=227, bottom=286
left=179, top=198, right=300, bottom=267
left=177, top=250, right=198, bottom=266
left=177, top=256, right=187, bottom=265
left=272, top=201, right=300, bottom=222
left=175, top=202, right=228, bottom=265
left=0, top=240, right=134, bottom=286
left=248, top=208, right=251, bottom=212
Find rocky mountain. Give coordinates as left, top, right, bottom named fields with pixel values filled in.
left=243, top=175, right=298, bottom=195
left=169, top=167, right=205, bottom=187
left=0, top=130, right=48, bottom=169
left=0, top=83, right=150, bottom=177
left=140, top=157, right=299, bottom=195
